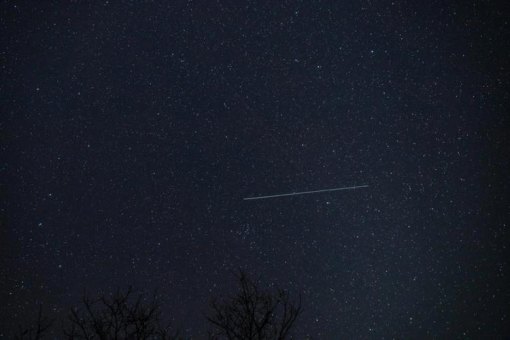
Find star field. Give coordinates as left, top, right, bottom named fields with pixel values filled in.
left=1, top=1, right=509, bottom=338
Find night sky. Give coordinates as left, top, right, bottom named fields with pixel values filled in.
left=1, top=1, right=509, bottom=338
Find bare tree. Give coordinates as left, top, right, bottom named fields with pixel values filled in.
left=207, top=271, right=302, bottom=340
left=63, top=287, right=179, bottom=340
left=14, top=305, right=54, bottom=340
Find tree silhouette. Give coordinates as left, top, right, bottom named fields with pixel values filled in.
left=12, top=272, right=303, bottom=339
left=63, top=287, right=179, bottom=339
left=14, top=305, right=54, bottom=340
left=207, top=271, right=302, bottom=340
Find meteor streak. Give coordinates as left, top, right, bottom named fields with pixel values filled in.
left=243, top=184, right=368, bottom=200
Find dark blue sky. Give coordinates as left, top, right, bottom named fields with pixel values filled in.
left=1, top=1, right=509, bottom=338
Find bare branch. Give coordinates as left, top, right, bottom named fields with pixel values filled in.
left=14, top=305, right=54, bottom=340
left=63, top=287, right=179, bottom=339
left=207, top=271, right=302, bottom=340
